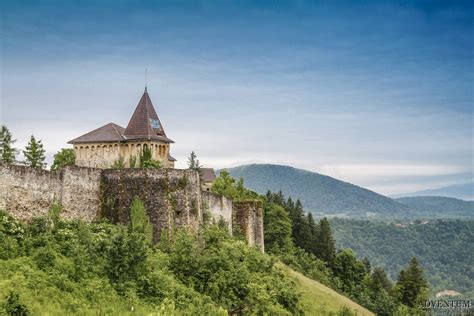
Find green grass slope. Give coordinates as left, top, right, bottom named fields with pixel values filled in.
left=281, top=264, right=374, bottom=315
left=223, top=164, right=411, bottom=218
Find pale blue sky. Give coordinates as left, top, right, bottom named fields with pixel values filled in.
left=1, top=0, right=472, bottom=195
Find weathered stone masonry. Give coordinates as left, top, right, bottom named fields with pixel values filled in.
left=0, top=164, right=264, bottom=251
left=201, top=191, right=265, bottom=251
left=100, top=168, right=202, bottom=242
left=0, top=165, right=101, bottom=222
left=202, top=190, right=233, bottom=233
left=233, top=201, right=265, bottom=253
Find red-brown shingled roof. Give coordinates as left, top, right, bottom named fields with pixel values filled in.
left=123, top=88, right=174, bottom=143
left=200, top=168, right=216, bottom=183
left=68, top=123, right=125, bottom=144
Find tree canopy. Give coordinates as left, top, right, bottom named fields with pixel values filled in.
left=0, top=125, right=17, bottom=164
left=50, top=148, right=75, bottom=171
left=23, top=135, right=46, bottom=169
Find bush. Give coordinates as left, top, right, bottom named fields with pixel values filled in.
left=163, top=226, right=303, bottom=315
left=0, top=210, right=303, bottom=315
left=3, top=292, right=29, bottom=316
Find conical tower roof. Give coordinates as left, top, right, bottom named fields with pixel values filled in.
left=124, top=88, right=174, bottom=143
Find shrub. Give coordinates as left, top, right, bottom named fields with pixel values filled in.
left=3, top=292, right=29, bottom=316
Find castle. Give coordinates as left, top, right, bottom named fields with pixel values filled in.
left=0, top=87, right=264, bottom=252
left=69, top=88, right=176, bottom=168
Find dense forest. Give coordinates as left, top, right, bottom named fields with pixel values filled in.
left=330, top=219, right=474, bottom=298
left=395, top=196, right=473, bottom=219
left=211, top=171, right=429, bottom=315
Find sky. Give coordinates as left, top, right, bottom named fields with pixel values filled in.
left=1, top=0, right=473, bottom=196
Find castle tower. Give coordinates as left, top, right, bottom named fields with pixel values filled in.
left=68, top=88, right=176, bottom=168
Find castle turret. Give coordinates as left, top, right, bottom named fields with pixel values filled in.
left=68, top=88, right=176, bottom=168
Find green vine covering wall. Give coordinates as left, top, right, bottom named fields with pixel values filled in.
left=100, top=169, right=202, bottom=241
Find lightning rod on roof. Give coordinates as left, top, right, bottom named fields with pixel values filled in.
left=145, top=68, right=147, bottom=92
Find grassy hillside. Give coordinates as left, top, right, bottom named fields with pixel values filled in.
left=330, top=218, right=474, bottom=298
left=396, top=196, right=473, bottom=218
left=281, top=264, right=374, bottom=316
left=224, top=164, right=411, bottom=218
left=0, top=209, right=373, bottom=315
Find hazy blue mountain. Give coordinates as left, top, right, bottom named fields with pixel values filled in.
left=393, top=182, right=473, bottom=200
left=222, top=164, right=412, bottom=218
left=396, top=196, right=473, bottom=218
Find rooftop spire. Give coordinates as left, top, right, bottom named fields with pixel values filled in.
left=123, top=88, right=174, bottom=143
left=145, top=68, right=147, bottom=92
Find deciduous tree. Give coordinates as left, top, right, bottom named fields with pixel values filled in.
left=50, top=148, right=75, bottom=171
left=140, top=146, right=161, bottom=169
left=263, top=203, right=293, bottom=253
left=332, top=249, right=366, bottom=294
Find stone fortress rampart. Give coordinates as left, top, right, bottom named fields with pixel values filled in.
left=0, top=164, right=264, bottom=251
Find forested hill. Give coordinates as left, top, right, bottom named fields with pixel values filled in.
left=396, top=196, right=473, bottom=218
left=223, top=164, right=411, bottom=218
left=330, top=219, right=474, bottom=298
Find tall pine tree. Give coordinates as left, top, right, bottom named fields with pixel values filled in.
left=0, top=125, right=17, bottom=164
left=307, top=213, right=318, bottom=254
left=23, top=135, right=46, bottom=169
left=395, top=257, right=428, bottom=308
left=187, top=151, right=202, bottom=171
left=371, top=267, right=392, bottom=293
left=288, top=199, right=312, bottom=251
left=315, top=217, right=336, bottom=268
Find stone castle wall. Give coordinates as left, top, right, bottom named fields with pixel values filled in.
left=233, top=201, right=265, bottom=252
left=0, top=165, right=101, bottom=221
left=0, top=164, right=263, bottom=251
left=202, top=190, right=233, bottom=233
left=100, top=168, right=202, bottom=241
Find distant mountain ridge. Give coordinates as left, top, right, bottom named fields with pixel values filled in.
left=396, top=196, right=473, bottom=218
left=393, top=182, right=473, bottom=201
left=222, top=164, right=411, bottom=218
left=222, top=164, right=473, bottom=219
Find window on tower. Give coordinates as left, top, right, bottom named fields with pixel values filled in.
left=149, top=118, right=160, bottom=129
